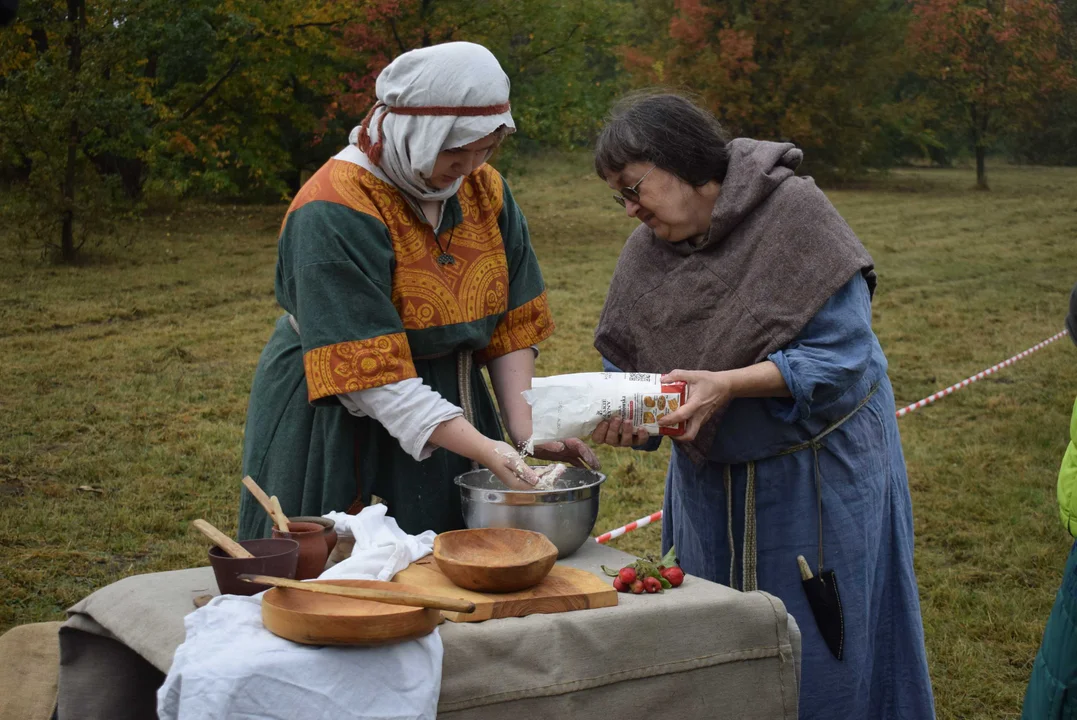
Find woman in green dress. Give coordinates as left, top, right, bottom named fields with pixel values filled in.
left=238, top=42, right=596, bottom=540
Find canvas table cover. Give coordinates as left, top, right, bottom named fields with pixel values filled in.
left=58, top=541, right=801, bottom=719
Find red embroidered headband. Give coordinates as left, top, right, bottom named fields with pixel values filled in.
left=356, top=101, right=511, bottom=164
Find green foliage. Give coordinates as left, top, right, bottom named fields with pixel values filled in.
left=472, top=0, right=629, bottom=149
left=0, top=0, right=631, bottom=260
left=333, top=0, right=631, bottom=150
left=619, top=0, right=911, bottom=179
left=5, top=0, right=1077, bottom=264
left=0, top=0, right=152, bottom=260
left=1008, top=93, right=1077, bottom=166
left=141, top=0, right=364, bottom=199
left=0, top=0, right=362, bottom=260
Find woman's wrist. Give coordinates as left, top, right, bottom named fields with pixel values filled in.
left=722, top=362, right=790, bottom=400
left=474, top=438, right=499, bottom=468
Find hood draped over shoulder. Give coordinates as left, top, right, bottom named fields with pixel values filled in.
left=594, top=138, right=876, bottom=462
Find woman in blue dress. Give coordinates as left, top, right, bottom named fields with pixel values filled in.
left=590, top=93, right=935, bottom=719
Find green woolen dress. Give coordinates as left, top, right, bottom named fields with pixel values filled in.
left=238, top=157, right=553, bottom=540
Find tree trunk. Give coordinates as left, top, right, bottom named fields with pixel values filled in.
left=61, top=119, right=78, bottom=263
left=420, top=0, right=433, bottom=47
left=0, top=0, right=18, bottom=26
left=975, top=145, right=988, bottom=190
left=60, top=0, right=84, bottom=263
left=90, top=153, right=146, bottom=200
left=30, top=26, right=48, bottom=52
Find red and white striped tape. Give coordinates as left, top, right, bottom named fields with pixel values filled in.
left=595, top=328, right=1070, bottom=544
left=895, top=329, right=1069, bottom=417
left=594, top=510, right=663, bottom=544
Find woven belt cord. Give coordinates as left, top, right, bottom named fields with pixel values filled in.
left=457, top=351, right=479, bottom=470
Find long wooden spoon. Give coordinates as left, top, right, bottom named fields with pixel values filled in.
left=192, top=519, right=254, bottom=559
left=241, top=475, right=276, bottom=518
left=269, top=496, right=290, bottom=533
left=241, top=475, right=289, bottom=532
left=239, top=574, right=476, bottom=614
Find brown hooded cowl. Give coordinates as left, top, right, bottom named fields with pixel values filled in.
left=594, top=138, right=876, bottom=463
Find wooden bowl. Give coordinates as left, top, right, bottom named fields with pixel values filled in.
left=261, top=579, right=441, bottom=646
left=433, top=528, right=558, bottom=593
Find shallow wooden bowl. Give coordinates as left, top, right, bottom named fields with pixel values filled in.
left=433, top=528, right=558, bottom=593
left=261, top=579, right=441, bottom=646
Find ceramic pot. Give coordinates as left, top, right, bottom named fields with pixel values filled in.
left=208, top=538, right=299, bottom=595
left=273, top=521, right=331, bottom=580
left=289, top=515, right=337, bottom=554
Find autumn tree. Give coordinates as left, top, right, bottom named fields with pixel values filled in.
left=0, top=0, right=362, bottom=262
left=0, top=0, right=138, bottom=261
left=144, top=0, right=368, bottom=198
left=619, top=0, right=909, bottom=178
left=1005, top=0, right=1077, bottom=165
left=908, top=0, right=1075, bottom=188
left=332, top=0, right=628, bottom=152
left=0, top=0, right=630, bottom=262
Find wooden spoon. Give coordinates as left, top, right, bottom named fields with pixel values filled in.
left=239, top=574, right=476, bottom=614
left=269, top=495, right=290, bottom=533
left=192, top=519, right=254, bottom=559
left=241, top=475, right=278, bottom=523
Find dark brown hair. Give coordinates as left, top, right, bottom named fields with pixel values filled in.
left=594, top=91, right=731, bottom=186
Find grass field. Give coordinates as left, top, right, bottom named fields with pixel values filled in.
left=2, top=154, right=1076, bottom=718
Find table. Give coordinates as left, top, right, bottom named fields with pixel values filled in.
left=57, top=541, right=800, bottom=719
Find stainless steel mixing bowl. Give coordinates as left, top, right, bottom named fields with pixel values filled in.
left=454, top=467, right=606, bottom=558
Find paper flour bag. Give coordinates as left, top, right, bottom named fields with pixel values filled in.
left=522, top=372, right=688, bottom=451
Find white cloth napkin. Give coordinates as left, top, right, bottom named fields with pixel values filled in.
left=157, top=505, right=441, bottom=720
left=320, top=506, right=436, bottom=581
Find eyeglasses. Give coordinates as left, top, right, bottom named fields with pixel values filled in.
left=613, top=165, right=656, bottom=208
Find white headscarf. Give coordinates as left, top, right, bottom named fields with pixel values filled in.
left=348, top=42, right=515, bottom=203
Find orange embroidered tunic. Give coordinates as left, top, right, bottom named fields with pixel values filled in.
left=275, top=160, right=554, bottom=403
left=239, top=156, right=555, bottom=539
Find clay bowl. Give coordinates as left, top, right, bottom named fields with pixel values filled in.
left=209, top=538, right=299, bottom=596
left=289, top=515, right=337, bottom=554
left=433, top=528, right=558, bottom=593
left=261, top=579, right=441, bottom=646
left=272, top=521, right=331, bottom=580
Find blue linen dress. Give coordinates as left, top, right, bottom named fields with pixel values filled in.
left=608, top=273, right=935, bottom=719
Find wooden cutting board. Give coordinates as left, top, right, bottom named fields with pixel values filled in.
left=393, top=556, right=618, bottom=622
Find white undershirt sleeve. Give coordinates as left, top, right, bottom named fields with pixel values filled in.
left=338, top=378, right=464, bottom=461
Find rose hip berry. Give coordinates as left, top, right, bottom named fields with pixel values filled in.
left=613, top=577, right=629, bottom=592
left=660, top=567, right=685, bottom=587
left=630, top=579, right=645, bottom=594
left=643, top=576, right=662, bottom=593
left=618, top=567, right=637, bottom=585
